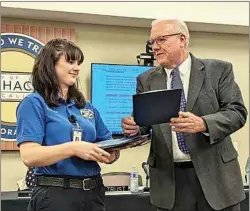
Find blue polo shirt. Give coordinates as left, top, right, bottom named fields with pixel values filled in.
left=16, top=93, right=112, bottom=177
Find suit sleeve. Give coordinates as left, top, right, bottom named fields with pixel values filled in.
left=135, top=76, right=152, bottom=136
left=202, top=63, right=247, bottom=144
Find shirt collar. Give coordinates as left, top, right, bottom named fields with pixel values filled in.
left=164, top=53, right=191, bottom=76
left=56, top=93, right=75, bottom=105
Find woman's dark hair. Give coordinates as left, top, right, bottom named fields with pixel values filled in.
left=32, top=38, right=85, bottom=107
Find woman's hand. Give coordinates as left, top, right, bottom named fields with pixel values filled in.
left=103, top=150, right=120, bottom=164
left=72, top=141, right=111, bottom=163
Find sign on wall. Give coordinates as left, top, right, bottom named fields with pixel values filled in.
left=1, top=33, right=44, bottom=142
left=1, top=24, right=76, bottom=150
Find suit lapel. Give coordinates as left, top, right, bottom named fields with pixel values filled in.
left=147, top=55, right=205, bottom=156
left=148, top=66, right=173, bottom=157
left=187, top=54, right=206, bottom=111
left=148, top=66, right=167, bottom=90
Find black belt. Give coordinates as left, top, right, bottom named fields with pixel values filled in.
left=36, top=175, right=102, bottom=190
left=174, top=161, right=194, bottom=168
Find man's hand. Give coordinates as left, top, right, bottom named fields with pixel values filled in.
left=170, top=112, right=207, bottom=133
left=121, top=116, right=139, bottom=136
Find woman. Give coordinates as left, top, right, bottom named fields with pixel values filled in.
left=16, top=38, right=119, bottom=211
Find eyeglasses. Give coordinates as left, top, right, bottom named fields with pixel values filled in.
left=149, top=33, right=181, bottom=46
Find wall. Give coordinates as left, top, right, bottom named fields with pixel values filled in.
left=1, top=17, right=249, bottom=191
left=2, top=2, right=248, bottom=26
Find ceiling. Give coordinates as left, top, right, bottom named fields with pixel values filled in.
left=1, top=6, right=248, bottom=35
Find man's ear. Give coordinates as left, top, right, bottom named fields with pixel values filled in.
left=179, top=34, right=187, bottom=48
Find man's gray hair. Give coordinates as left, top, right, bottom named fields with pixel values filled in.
left=151, top=19, right=190, bottom=48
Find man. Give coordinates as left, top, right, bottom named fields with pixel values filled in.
left=245, top=157, right=249, bottom=184
left=121, top=19, right=247, bottom=211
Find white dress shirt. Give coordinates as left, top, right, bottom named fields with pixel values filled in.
left=164, top=53, right=191, bottom=162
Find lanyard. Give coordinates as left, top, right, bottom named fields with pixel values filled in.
left=70, top=116, right=83, bottom=142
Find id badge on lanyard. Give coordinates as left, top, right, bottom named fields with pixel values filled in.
left=72, top=121, right=83, bottom=142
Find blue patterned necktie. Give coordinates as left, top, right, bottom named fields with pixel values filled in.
left=170, top=67, right=189, bottom=154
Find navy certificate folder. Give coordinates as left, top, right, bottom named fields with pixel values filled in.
left=133, top=89, right=182, bottom=126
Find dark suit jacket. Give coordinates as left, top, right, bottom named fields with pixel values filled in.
left=137, top=53, right=248, bottom=210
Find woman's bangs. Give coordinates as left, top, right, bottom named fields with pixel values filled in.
left=64, top=43, right=84, bottom=64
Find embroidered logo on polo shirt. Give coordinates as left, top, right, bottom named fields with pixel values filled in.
left=80, top=109, right=94, bottom=119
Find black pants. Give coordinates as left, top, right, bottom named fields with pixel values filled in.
left=27, top=185, right=106, bottom=211
left=157, top=166, right=241, bottom=211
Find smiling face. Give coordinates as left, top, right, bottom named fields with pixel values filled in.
left=150, top=20, right=189, bottom=68
left=55, top=55, right=80, bottom=89
left=31, top=38, right=84, bottom=105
